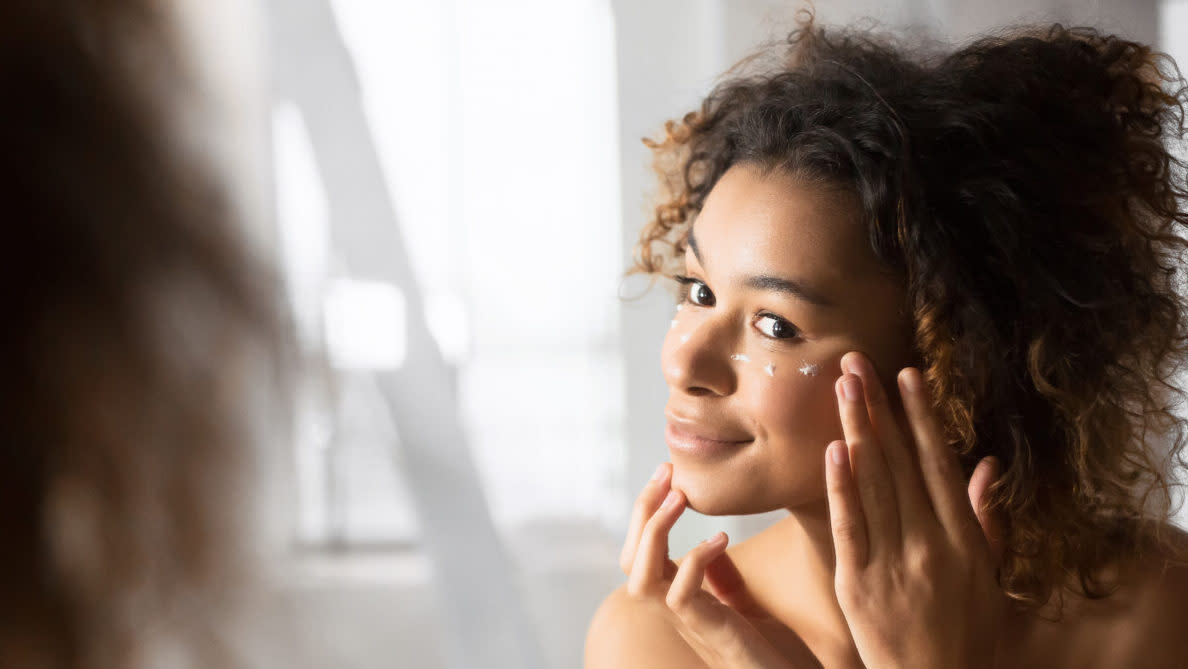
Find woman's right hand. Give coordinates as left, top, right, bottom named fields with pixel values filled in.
left=619, top=463, right=816, bottom=669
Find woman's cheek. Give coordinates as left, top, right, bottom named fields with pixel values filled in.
left=746, top=356, right=843, bottom=454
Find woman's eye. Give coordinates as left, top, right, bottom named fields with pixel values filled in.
left=755, top=314, right=798, bottom=340
left=679, top=278, right=715, bottom=306
left=690, top=281, right=715, bottom=306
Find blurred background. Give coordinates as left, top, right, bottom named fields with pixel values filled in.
left=181, top=1, right=1188, bottom=667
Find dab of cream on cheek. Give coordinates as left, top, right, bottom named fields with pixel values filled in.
left=671, top=303, right=685, bottom=330
left=727, top=356, right=817, bottom=378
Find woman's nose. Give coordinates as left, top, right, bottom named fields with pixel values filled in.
left=661, top=315, right=736, bottom=397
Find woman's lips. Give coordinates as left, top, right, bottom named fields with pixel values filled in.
left=665, top=419, right=753, bottom=458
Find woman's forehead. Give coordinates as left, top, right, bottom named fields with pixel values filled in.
left=690, top=164, right=881, bottom=284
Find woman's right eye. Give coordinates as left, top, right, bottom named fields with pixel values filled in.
left=676, top=276, right=716, bottom=307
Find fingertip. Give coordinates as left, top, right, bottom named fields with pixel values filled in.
left=972, top=455, right=1001, bottom=483
left=840, top=351, right=859, bottom=374
left=827, top=440, right=849, bottom=468
left=660, top=488, right=682, bottom=510
left=843, top=351, right=876, bottom=377
left=897, top=367, right=923, bottom=393
left=692, top=533, right=726, bottom=557
left=649, top=462, right=666, bottom=482
left=836, top=373, right=862, bottom=403
left=652, top=462, right=674, bottom=485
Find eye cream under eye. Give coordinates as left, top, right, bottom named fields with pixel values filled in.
left=798, top=361, right=821, bottom=377
left=730, top=354, right=750, bottom=362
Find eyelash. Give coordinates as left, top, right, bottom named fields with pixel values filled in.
left=673, top=275, right=801, bottom=341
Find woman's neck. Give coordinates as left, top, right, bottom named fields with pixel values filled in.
left=743, top=503, right=865, bottom=668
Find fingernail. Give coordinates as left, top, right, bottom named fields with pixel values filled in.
left=842, top=376, right=861, bottom=402
left=830, top=442, right=847, bottom=466
left=661, top=489, right=680, bottom=509
left=703, top=531, right=727, bottom=546
left=651, top=463, right=667, bottom=482
left=841, top=352, right=864, bottom=375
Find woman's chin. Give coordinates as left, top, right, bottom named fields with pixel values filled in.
left=672, top=462, right=823, bottom=516
left=673, top=467, right=779, bottom=516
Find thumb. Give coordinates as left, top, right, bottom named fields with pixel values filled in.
left=703, top=550, right=767, bottom=617
left=968, top=456, right=1005, bottom=564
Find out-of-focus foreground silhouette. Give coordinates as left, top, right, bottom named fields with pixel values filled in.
left=0, top=1, right=285, bottom=667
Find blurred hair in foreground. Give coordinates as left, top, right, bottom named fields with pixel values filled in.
left=0, top=1, right=288, bottom=667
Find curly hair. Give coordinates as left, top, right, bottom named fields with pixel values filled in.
left=636, top=14, right=1188, bottom=609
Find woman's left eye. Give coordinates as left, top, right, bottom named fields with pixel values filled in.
left=755, top=313, right=799, bottom=340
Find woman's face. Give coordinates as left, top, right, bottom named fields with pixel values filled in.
left=662, top=163, right=913, bottom=515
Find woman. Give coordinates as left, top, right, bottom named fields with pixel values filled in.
left=587, top=15, right=1188, bottom=669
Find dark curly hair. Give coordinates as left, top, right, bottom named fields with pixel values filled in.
left=636, top=13, right=1188, bottom=609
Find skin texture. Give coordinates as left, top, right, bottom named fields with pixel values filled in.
left=586, top=165, right=1188, bottom=669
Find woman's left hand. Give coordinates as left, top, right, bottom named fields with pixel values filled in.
left=826, top=352, right=1008, bottom=669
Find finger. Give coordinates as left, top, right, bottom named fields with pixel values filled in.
left=666, top=532, right=729, bottom=619
left=842, top=352, right=935, bottom=530
left=703, top=548, right=764, bottom=616
left=620, top=463, right=672, bottom=574
left=667, top=534, right=763, bottom=662
left=668, top=535, right=798, bottom=668
left=968, top=456, right=1005, bottom=563
left=825, top=439, right=869, bottom=569
left=837, top=373, right=901, bottom=552
left=898, top=368, right=980, bottom=542
left=626, top=488, right=685, bottom=595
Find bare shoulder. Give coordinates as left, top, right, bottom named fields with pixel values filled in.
left=584, top=584, right=708, bottom=669
left=1106, top=524, right=1188, bottom=667
left=1017, top=525, right=1188, bottom=668
left=1137, top=526, right=1188, bottom=619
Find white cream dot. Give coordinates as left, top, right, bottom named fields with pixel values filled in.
left=764, top=362, right=776, bottom=377
left=730, top=354, right=750, bottom=362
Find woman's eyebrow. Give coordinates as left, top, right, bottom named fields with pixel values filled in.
left=744, top=274, right=834, bottom=307
left=687, top=227, right=705, bottom=265
left=687, top=227, right=834, bottom=307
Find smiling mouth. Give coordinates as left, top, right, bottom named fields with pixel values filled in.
left=664, top=420, right=753, bottom=458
